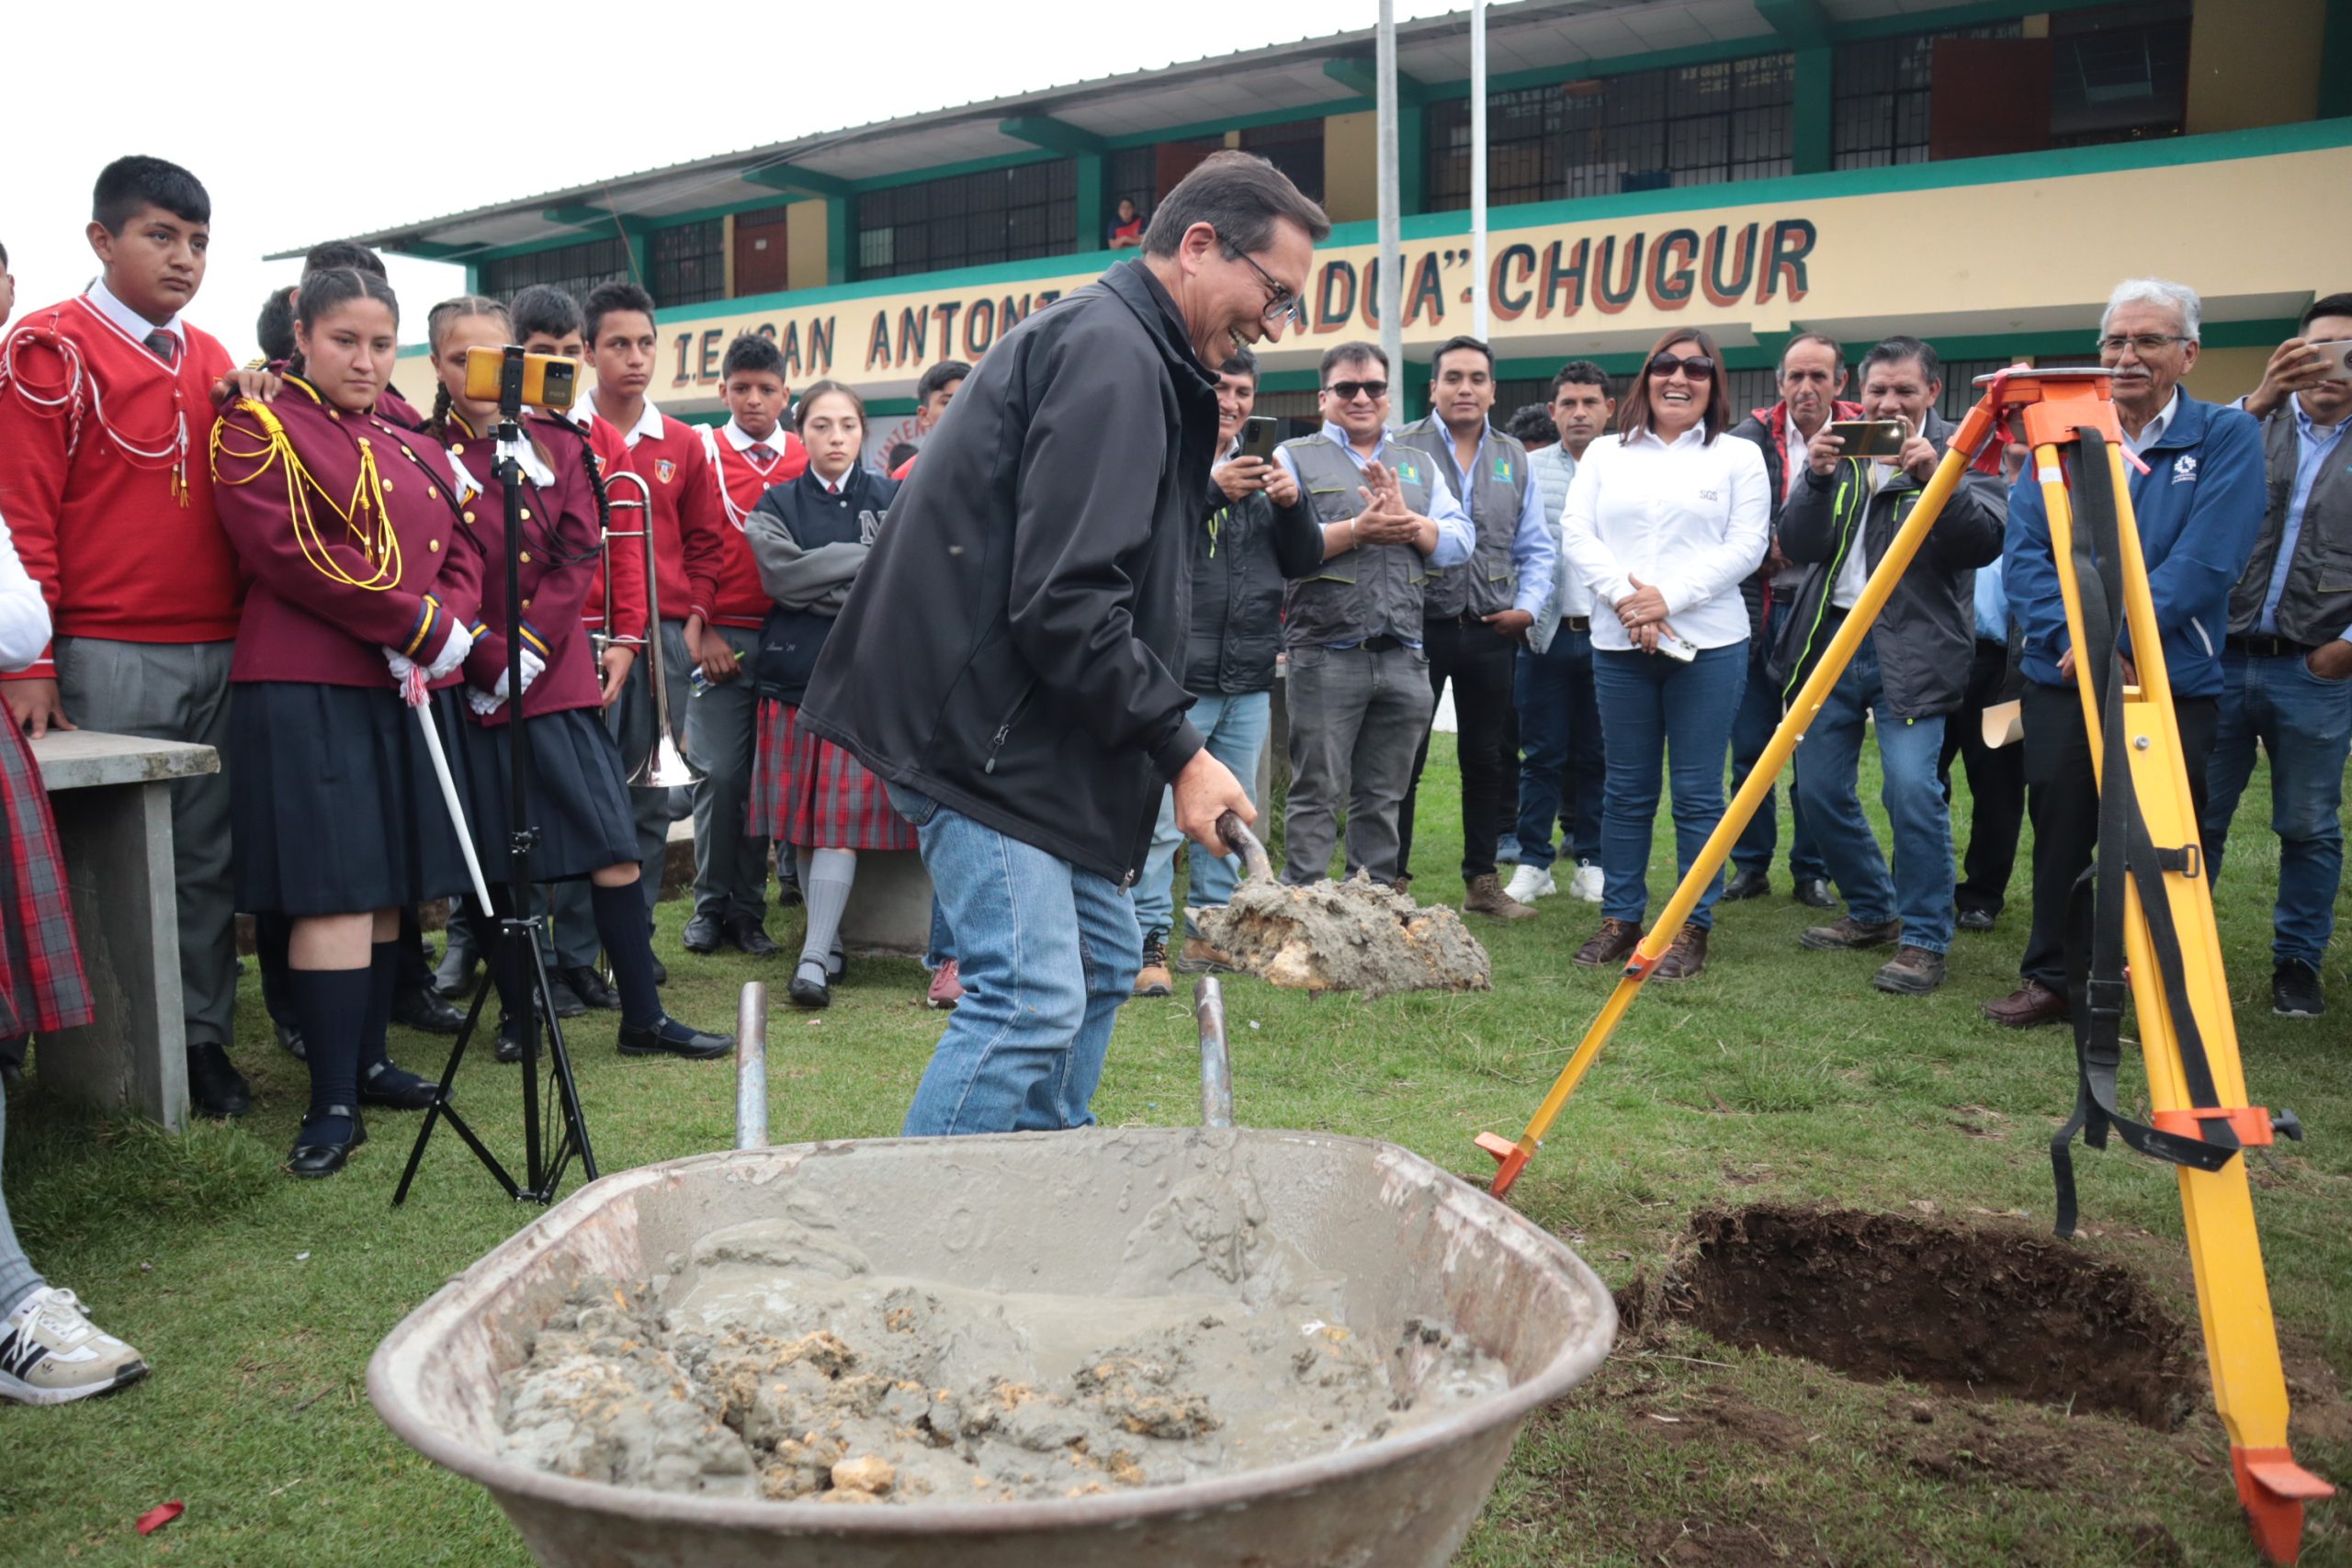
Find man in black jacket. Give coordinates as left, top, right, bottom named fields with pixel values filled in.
left=799, top=152, right=1328, bottom=1136
left=1130, top=347, right=1322, bottom=992
left=1773, top=337, right=2005, bottom=996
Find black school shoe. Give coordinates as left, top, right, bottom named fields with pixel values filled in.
left=681, top=913, right=724, bottom=954
left=1722, top=867, right=1770, bottom=901
left=2273, top=961, right=2325, bottom=1018
left=1791, top=877, right=1838, bottom=909
left=287, top=1107, right=366, bottom=1179
left=494, top=1016, right=528, bottom=1065
left=390, top=984, right=465, bottom=1034
left=359, top=1059, right=439, bottom=1111
left=187, top=1043, right=252, bottom=1118
left=788, top=959, right=831, bottom=1010
left=543, top=974, right=589, bottom=1020
left=275, top=1021, right=307, bottom=1062
left=561, top=965, right=621, bottom=1010
left=726, top=917, right=781, bottom=958
left=617, top=1016, right=731, bottom=1059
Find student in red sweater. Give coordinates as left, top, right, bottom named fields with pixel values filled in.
left=0, top=156, right=249, bottom=1119
left=578, top=282, right=726, bottom=948
left=682, top=334, right=805, bottom=959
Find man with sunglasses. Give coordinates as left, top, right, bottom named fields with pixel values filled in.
left=1984, top=277, right=2266, bottom=1030
left=1269, top=342, right=1476, bottom=886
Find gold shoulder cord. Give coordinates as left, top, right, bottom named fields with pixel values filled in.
left=210, top=398, right=401, bottom=591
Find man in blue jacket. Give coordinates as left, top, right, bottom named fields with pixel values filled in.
left=1983, top=279, right=2267, bottom=1029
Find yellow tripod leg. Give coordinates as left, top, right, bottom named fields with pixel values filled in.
left=2043, top=439, right=2333, bottom=1563
left=1478, top=408, right=2000, bottom=1196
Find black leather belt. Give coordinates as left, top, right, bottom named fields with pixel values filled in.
left=2228, top=635, right=2320, bottom=660
left=1363, top=634, right=1405, bottom=652
left=1564, top=615, right=1591, bottom=633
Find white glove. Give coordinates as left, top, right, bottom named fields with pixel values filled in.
left=467, top=686, right=505, bottom=717
left=383, top=648, right=419, bottom=682
left=424, top=619, right=476, bottom=682
left=517, top=643, right=547, bottom=693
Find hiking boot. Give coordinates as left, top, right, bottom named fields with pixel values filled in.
left=1502, top=863, right=1555, bottom=904
left=1176, top=935, right=1237, bottom=974
left=1574, top=918, right=1642, bottom=969
left=1791, top=877, right=1838, bottom=909
left=1722, top=867, right=1770, bottom=901
left=1800, top=915, right=1903, bottom=952
left=1464, top=873, right=1538, bottom=920
left=1653, top=923, right=1710, bottom=982
left=925, top=960, right=963, bottom=1010
left=2273, top=961, right=2325, bottom=1018
left=0, top=1287, right=149, bottom=1405
left=1134, top=932, right=1173, bottom=997
left=1873, top=945, right=1948, bottom=995
left=1982, top=979, right=2069, bottom=1029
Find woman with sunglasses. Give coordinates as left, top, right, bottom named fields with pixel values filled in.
left=1558, top=327, right=1769, bottom=981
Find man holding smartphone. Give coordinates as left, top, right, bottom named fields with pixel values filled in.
left=1772, top=336, right=2005, bottom=996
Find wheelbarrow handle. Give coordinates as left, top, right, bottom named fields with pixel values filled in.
left=735, top=982, right=768, bottom=1150
left=1193, top=976, right=1235, bottom=1129
left=1215, top=810, right=1274, bottom=882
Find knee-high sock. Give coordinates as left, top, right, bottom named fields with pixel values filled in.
left=360, top=940, right=398, bottom=1073
left=799, top=851, right=856, bottom=974
left=290, top=965, right=371, bottom=1135
left=592, top=880, right=662, bottom=1028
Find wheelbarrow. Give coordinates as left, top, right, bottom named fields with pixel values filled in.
left=370, top=979, right=1616, bottom=1567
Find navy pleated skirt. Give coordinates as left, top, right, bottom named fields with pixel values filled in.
left=448, top=704, right=638, bottom=884
left=232, top=681, right=474, bottom=917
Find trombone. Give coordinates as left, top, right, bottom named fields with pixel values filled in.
left=594, top=469, right=690, bottom=787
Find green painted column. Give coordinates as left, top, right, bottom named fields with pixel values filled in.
left=2323, top=0, right=2352, bottom=118
left=826, top=195, right=853, bottom=285
left=1075, top=152, right=1104, bottom=254
left=1792, top=46, right=1833, bottom=175
left=1398, top=103, right=1426, bottom=215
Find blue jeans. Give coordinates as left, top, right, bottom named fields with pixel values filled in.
left=1134, top=690, right=1272, bottom=939
left=1591, top=642, right=1747, bottom=931
left=889, top=784, right=1141, bottom=1135
left=1792, top=630, right=1954, bottom=953
left=1730, top=597, right=1826, bottom=882
left=1513, top=626, right=1605, bottom=872
left=2203, top=648, right=2352, bottom=968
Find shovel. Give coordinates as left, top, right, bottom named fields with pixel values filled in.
left=1214, top=809, right=1275, bottom=883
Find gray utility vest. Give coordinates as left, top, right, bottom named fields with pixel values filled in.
left=2228, top=406, right=2352, bottom=645
left=1281, top=434, right=1439, bottom=649
left=1399, top=417, right=1530, bottom=619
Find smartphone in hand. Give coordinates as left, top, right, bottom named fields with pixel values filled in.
left=1238, top=415, right=1281, bottom=464
left=1827, top=419, right=1907, bottom=458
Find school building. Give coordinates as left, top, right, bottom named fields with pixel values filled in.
left=342, top=0, right=2352, bottom=450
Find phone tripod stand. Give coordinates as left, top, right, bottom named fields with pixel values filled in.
left=393, top=345, right=597, bottom=1208
left=1476, top=368, right=2332, bottom=1562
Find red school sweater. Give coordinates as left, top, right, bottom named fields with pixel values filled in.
left=0, top=296, right=244, bottom=676
left=600, top=405, right=724, bottom=625
left=694, top=426, right=807, bottom=629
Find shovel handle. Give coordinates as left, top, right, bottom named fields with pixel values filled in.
left=1216, top=810, right=1273, bottom=881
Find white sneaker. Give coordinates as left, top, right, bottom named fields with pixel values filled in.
left=1502, top=863, right=1555, bottom=903
left=0, top=1286, right=149, bottom=1405
left=1567, top=862, right=1606, bottom=903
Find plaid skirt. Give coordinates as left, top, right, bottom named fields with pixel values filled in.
left=0, top=720, right=93, bottom=1036
left=749, top=698, right=916, bottom=852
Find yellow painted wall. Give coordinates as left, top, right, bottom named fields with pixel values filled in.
left=786, top=198, right=829, bottom=293
left=2183, top=344, right=2268, bottom=404
left=1322, top=111, right=1377, bottom=224
left=2186, top=0, right=2324, bottom=133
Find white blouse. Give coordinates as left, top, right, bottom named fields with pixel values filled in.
left=0, top=509, right=53, bottom=673
left=1560, top=425, right=1770, bottom=652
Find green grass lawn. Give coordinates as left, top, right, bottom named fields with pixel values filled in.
left=5, top=744, right=2347, bottom=1567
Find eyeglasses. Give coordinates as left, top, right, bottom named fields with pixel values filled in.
left=1325, top=379, right=1388, bottom=403
left=1647, top=354, right=1715, bottom=379
left=2098, top=333, right=2192, bottom=355
left=1223, top=241, right=1306, bottom=330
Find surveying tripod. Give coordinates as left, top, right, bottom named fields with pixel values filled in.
left=1476, top=369, right=2333, bottom=1562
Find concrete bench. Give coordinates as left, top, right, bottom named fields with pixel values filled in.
left=30, top=729, right=217, bottom=1133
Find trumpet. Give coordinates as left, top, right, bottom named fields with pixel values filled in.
left=594, top=469, right=691, bottom=788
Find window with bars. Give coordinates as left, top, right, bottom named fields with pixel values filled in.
left=854, top=161, right=1077, bottom=282
left=480, top=237, right=631, bottom=305
left=1240, top=119, right=1326, bottom=205
left=2051, top=0, right=2190, bottom=146
left=1425, top=55, right=1795, bottom=210
left=648, top=219, right=726, bottom=307
left=1832, top=23, right=2024, bottom=169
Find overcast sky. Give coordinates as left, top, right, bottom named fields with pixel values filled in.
left=6, top=0, right=1467, bottom=362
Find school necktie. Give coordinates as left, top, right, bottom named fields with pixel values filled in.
left=144, top=330, right=177, bottom=367
left=746, top=443, right=776, bottom=463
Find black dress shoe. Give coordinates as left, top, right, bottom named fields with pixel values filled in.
left=287, top=1106, right=366, bottom=1179
left=359, top=1059, right=439, bottom=1111
left=1791, top=877, right=1838, bottom=909
left=680, top=913, right=723, bottom=954
left=617, top=1016, right=731, bottom=1059
left=494, top=1018, right=527, bottom=1065
left=543, top=975, right=589, bottom=1020
left=827, top=945, right=846, bottom=984
left=187, top=1043, right=252, bottom=1119
left=390, top=984, right=466, bottom=1035
left=650, top=955, right=669, bottom=987
left=275, top=1021, right=307, bottom=1062
left=1956, top=906, right=1998, bottom=932
left=1722, top=868, right=1770, bottom=901
left=561, top=965, right=621, bottom=1010
left=788, top=962, right=831, bottom=1010
left=726, top=917, right=781, bottom=957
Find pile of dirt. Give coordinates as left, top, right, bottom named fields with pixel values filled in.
left=1193, top=873, right=1490, bottom=998
left=1655, top=1205, right=2197, bottom=1429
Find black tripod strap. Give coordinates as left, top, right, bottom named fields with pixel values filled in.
left=2048, top=432, right=2237, bottom=1238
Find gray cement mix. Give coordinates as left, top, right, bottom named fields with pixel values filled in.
left=497, top=1143, right=1508, bottom=1505
left=1193, top=873, right=1492, bottom=998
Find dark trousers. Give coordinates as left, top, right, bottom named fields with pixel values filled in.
left=1728, top=597, right=1826, bottom=883
left=1939, top=637, right=2028, bottom=917
left=1396, top=615, right=1520, bottom=883
left=2018, top=682, right=2219, bottom=991
left=1511, top=624, right=1605, bottom=870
